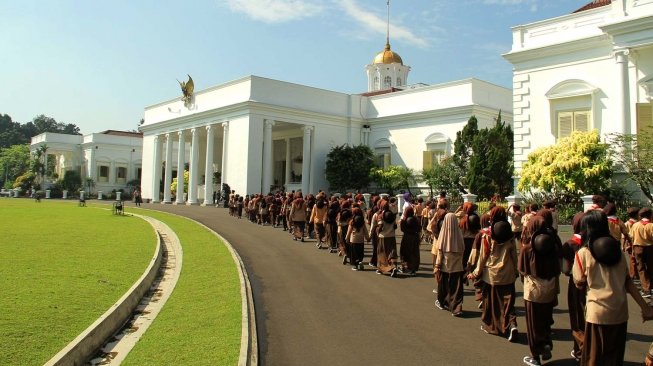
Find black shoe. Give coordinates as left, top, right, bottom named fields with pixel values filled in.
left=390, top=268, right=398, bottom=278
left=342, top=256, right=348, bottom=265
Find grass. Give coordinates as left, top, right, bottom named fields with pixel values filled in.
left=120, top=209, right=241, bottom=366
left=0, top=199, right=155, bottom=366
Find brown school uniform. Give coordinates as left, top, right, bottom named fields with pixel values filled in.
left=373, top=214, right=397, bottom=274
left=561, top=234, right=586, bottom=356
left=630, top=219, right=653, bottom=293
left=400, top=218, right=421, bottom=273
left=573, top=248, right=630, bottom=366
left=472, top=233, right=518, bottom=336
left=347, top=222, right=370, bottom=266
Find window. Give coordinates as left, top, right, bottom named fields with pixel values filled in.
left=423, top=150, right=445, bottom=170
left=374, top=76, right=380, bottom=90
left=396, top=77, right=402, bottom=87
left=136, top=167, right=142, bottom=180
left=116, top=166, right=127, bottom=184
left=98, top=165, right=109, bottom=183
left=383, top=76, right=392, bottom=89
left=374, top=139, right=392, bottom=168
left=557, top=110, right=590, bottom=139
left=637, top=102, right=653, bottom=136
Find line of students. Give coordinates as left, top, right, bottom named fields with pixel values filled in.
left=228, top=190, right=653, bottom=365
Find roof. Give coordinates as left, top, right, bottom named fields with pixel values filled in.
left=573, top=0, right=611, bottom=13
left=100, top=130, right=143, bottom=138
left=373, top=43, right=403, bottom=65
left=359, top=88, right=402, bottom=97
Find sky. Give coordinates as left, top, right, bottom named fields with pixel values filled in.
left=0, top=0, right=592, bottom=135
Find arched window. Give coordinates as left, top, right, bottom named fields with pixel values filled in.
left=396, top=77, right=402, bottom=86
left=546, top=80, right=596, bottom=140
left=383, top=76, right=392, bottom=89
left=422, top=133, right=450, bottom=170
left=374, top=76, right=380, bottom=90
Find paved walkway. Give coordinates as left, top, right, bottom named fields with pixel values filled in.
left=143, top=203, right=653, bottom=366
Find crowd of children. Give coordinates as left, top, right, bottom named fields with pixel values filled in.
left=223, top=190, right=653, bottom=366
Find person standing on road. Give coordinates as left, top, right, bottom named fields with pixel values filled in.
left=346, top=208, right=369, bottom=271
left=561, top=212, right=586, bottom=362
left=372, top=199, right=399, bottom=277
left=310, top=197, right=328, bottom=249
left=399, top=206, right=421, bottom=276
left=630, top=208, right=653, bottom=298
left=573, top=210, right=653, bottom=366
left=519, top=216, right=562, bottom=366
left=290, top=192, right=307, bottom=242
left=433, top=213, right=466, bottom=316
left=468, top=206, right=519, bottom=342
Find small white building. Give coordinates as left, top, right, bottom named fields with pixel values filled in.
left=30, top=130, right=143, bottom=194
left=139, top=41, right=512, bottom=203
left=504, top=0, right=653, bottom=188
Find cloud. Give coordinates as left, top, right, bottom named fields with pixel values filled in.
left=481, top=0, right=538, bottom=11
left=335, top=0, right=429, bottom=48
left=224, top=0, right=324, bottom=23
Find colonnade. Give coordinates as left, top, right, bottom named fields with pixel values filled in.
left=151, top=120, right=314, bottom=204
left=151, top=122, right=228, bottom=205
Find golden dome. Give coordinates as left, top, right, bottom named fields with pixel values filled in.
left=373, top=43, right=403, bottom=65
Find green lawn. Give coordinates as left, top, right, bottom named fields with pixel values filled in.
left=0, top=199, right=155, bottom=366
left=121, top=209, right=241, bottom=366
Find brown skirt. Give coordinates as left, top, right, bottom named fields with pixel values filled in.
left=567, top=276, right=586, bottom=354
left=437, top=271, right=464, bottom=314
left=377, top=236, right=398, bottom=274
left=400, top=232, right=421, bottom=272
left=525, top=300, right=554, bottom=357
left=481, top=283, right=517, bottom=336
left=581, top=322, right=627, bottom=366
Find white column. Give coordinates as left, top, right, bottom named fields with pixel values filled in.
left=187, top=128, right=200, bottom=205
left=152, top=136, right=162, bottom=203
left=220, top=122, right=229, bottom=190
left=301, top=126, right=313, bottom=194
left=203, top=125, right=215, bottom=205
left=262, top=120, right=275, bottom=193
left=284, top=138, right=291, bottom=186
left=163, top=133, right=174, bottom=204
left=615, top=49, right=631, bottom=135
left=89, top=148, right=96, bottom=181
left=109, top=160, right=115, bottom=184
left=175, top=131, right=186, bottom=204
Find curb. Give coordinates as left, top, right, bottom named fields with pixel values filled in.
left=133, top=207, right=259, bottom=366
left=44, top=220, right=164, bottom=366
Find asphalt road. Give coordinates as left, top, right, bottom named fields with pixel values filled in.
left=142, top=203, right=652, bottom=366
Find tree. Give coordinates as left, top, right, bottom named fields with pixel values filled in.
left=518, top=130, right=612, bottom=202
left=467, top=113, right=514, bottom=199
left=13, top=171, right=35, bottom=191
left=370, top=165, right=415, bottom=194
left=0, top=144, right=30, bottom=189
left=325, top=144, right=375, bottom=191
left=30, top=144, right=48, bottom=187
left=453, top=115, right=479, bottom=172
left=84, top=177, right=96, bottom=194
left=608, top=132, right=653, bottom=202
left=421, top=156, right=463, bottom=199
left=0, top=113, right=81, bottom=148
left=60, top=170, right=82, bottom=192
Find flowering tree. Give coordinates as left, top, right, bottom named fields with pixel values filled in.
left=608, top=132, right=653, bottom=202
left=518, top=130, right=612, bottom=201
left=170, top=170, right=189, bottom=194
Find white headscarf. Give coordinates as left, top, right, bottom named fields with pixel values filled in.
left=436, top=213, right=465, bottom=253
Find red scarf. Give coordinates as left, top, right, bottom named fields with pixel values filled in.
left=571, top=234, right=582, bottom=246
left=629, top=218, right=637, bottom=224
left=608, top=216, right=619, bottom=224
left=642, top=218, right=650, bottom=225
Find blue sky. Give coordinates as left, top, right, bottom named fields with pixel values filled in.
left=0, top=0, right=590, bottom=134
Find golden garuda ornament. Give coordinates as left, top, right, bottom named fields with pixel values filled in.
left=178, top=74, right=194, bottom=107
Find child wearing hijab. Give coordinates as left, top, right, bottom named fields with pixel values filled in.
left=289, top=193, right=307, bottom=242
left=400, top=207, right=421, bottom=276
left=519, top=216, right=562, bottom=366
left=573, top=210, right=653, bottom=365
left=346, top=208, right=369, bottom=271
left=468, top=206, right=519, bottom=341
left=433, top=213, right=466, bottom=316
left=561, top=212, right=586, bottom=362
left=371, top=199, right=398, bottom=278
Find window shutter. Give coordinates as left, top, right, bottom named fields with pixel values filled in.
left=423, top=151, right=432, bottom=170
left=637, top=103, right=653, bottom=136
left=383, top=153, right=391, bottom=168
left=574, top=111, right=590, bottom=132
left=558, top=112, right=573, bottom=139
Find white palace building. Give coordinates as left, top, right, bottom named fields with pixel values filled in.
left=138, top=41, right=513, bottom=204
left=504, top=0, right=653, bottom=183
